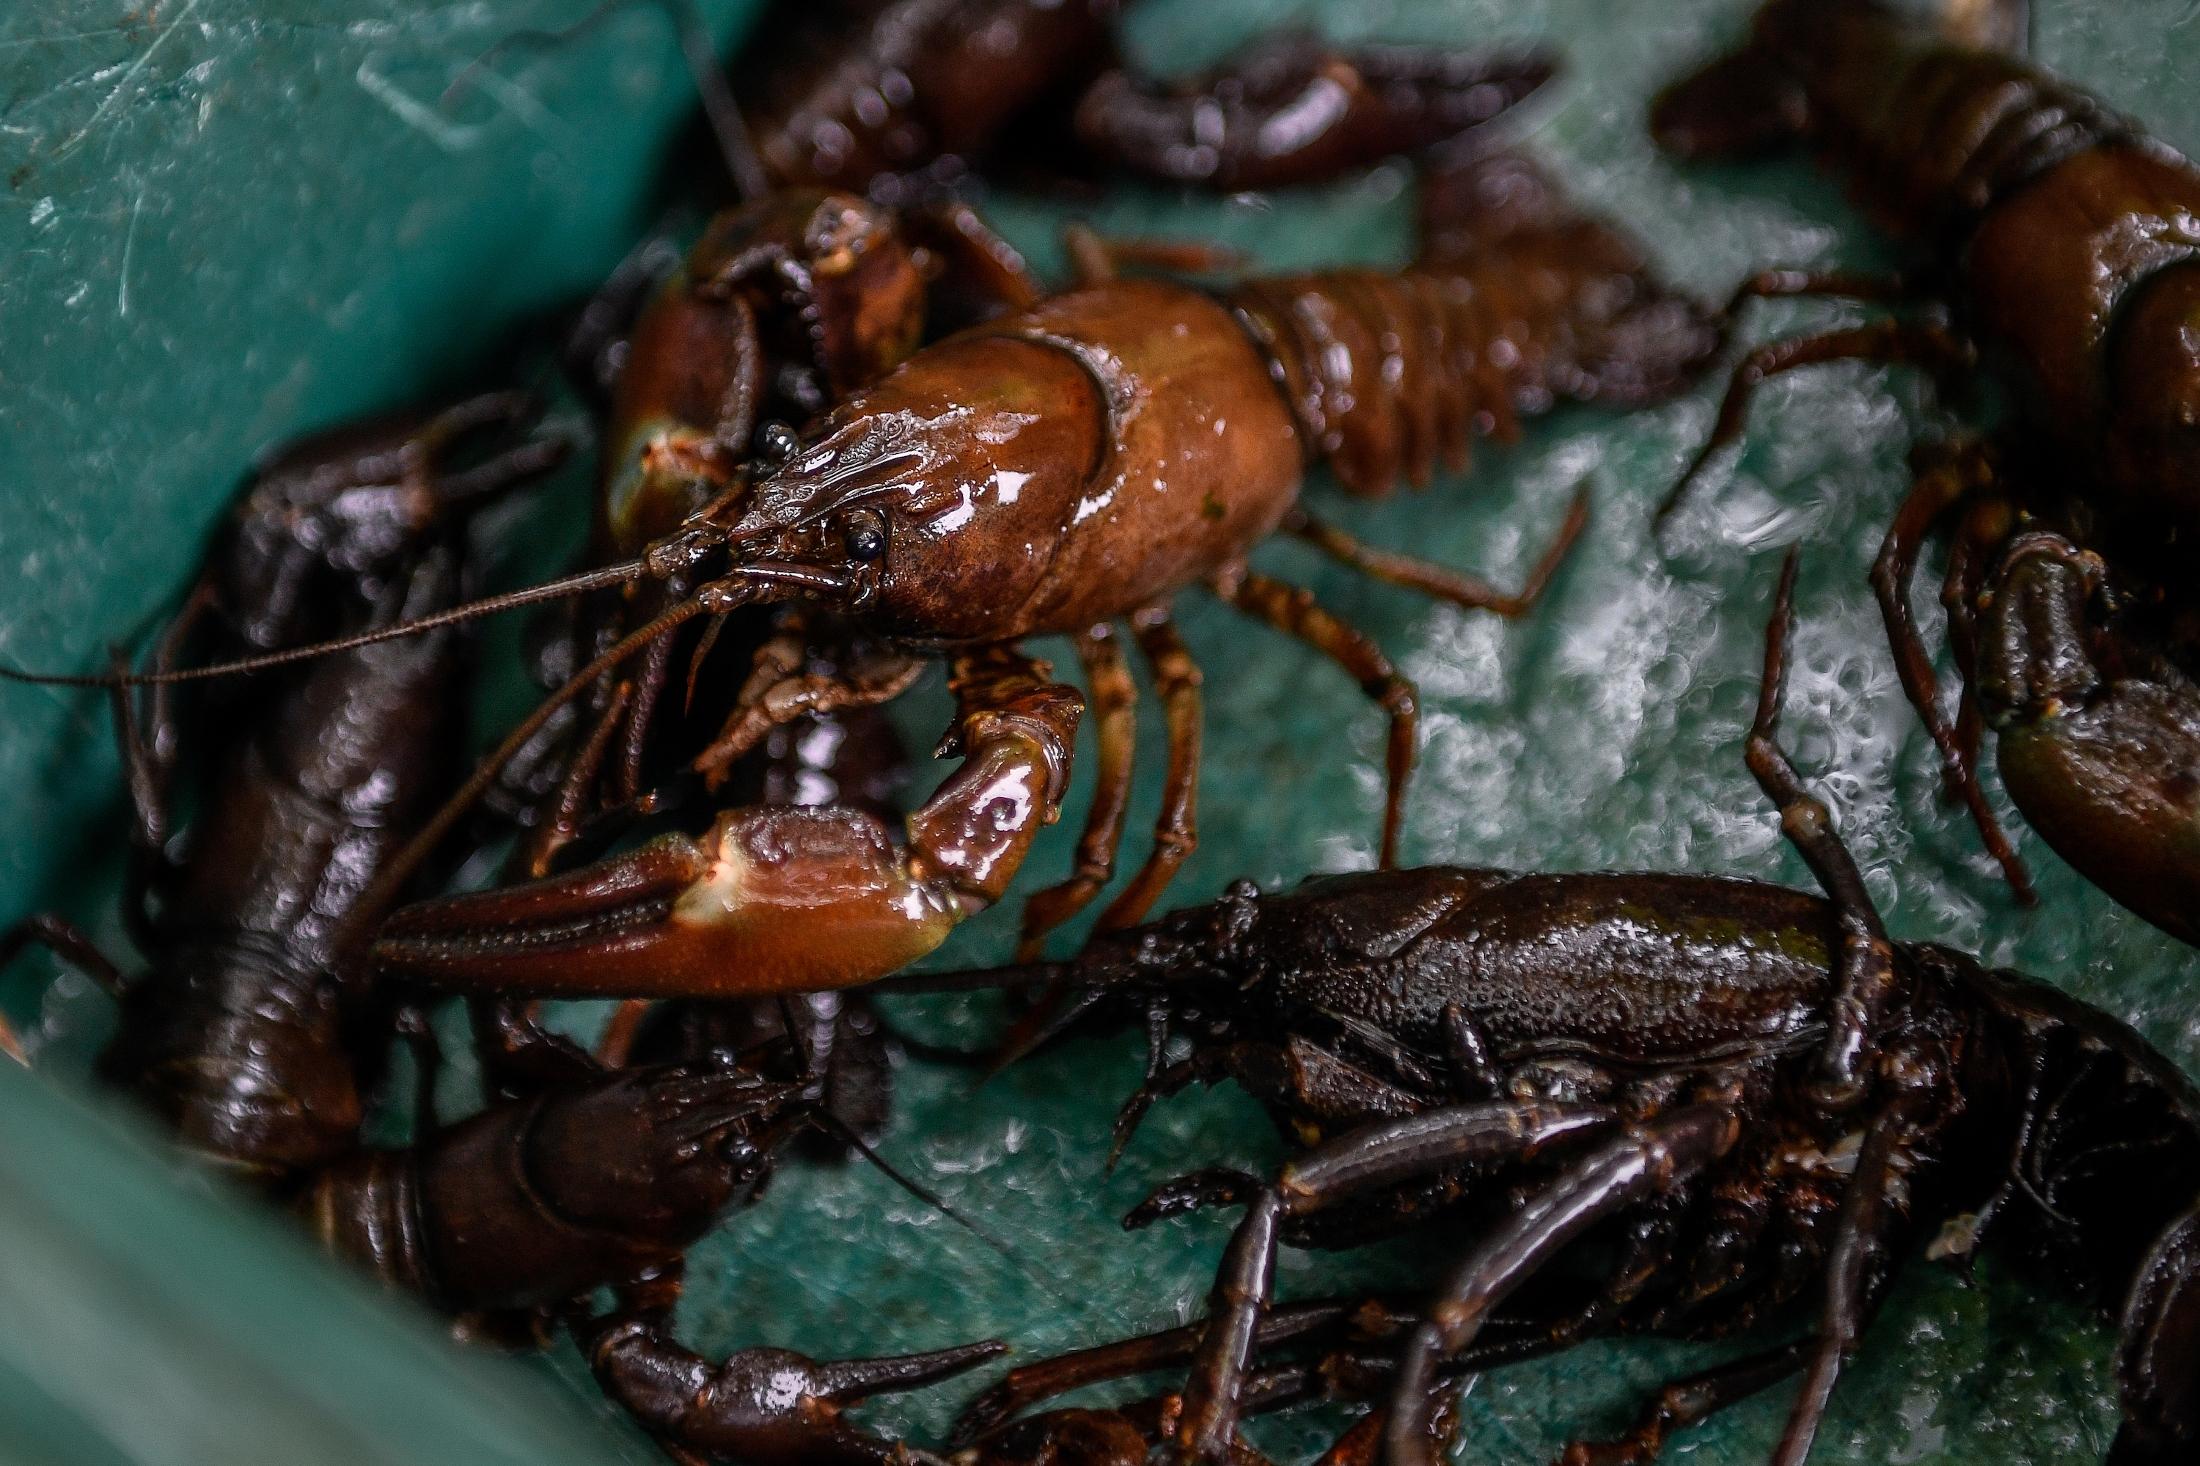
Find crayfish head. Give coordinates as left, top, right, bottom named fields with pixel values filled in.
left=1006, top=886, right=1268, bottom=1051
left=709, top=405, right=926, bottom=610
left=526, top=1056, right=800, bottom=1243
left=714, top=330, right=1105, bottom=641
left=220, top=410, right=461, bottom=647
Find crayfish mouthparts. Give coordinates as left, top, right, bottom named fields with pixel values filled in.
left=643, top=523, right=726, bottom=580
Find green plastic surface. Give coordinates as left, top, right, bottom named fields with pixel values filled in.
left=4, top=2, right=2198, bottom=1464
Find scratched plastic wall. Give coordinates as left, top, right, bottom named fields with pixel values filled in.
left=3, top=3, right=2197, bottom=1464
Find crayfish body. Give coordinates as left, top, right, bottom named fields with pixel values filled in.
left=1653, top=0, right=2200, bottom=942
left=925, top=560, right=2200, bottom=1466
left=373, top=151, right=1718, bottom=1014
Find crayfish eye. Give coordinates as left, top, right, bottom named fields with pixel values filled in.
left=842, top=509, right=888, bottom=563
left=757, top=420, right=801, bottom=465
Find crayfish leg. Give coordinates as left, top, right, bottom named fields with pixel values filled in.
left=1160, top=1101, right=1615, bottom=1466
left=1871, top=441, right=2037, bottom=902
left=0, top=914, right=127, bottom=1004
left=1016, top=623, right=1138, bottom=961
left=1558, top=1340, right=1810, bottom=1466
left=1211, top=568, right=1413, bottom=868
left=1747, top=551, right=1903, bottom=1108
left=1655, top=318, right=1977, bottom=531
left=901, top=200, right=1047, bottom=331
left=951, top=1298, right=1364, bottom=1449
left=691, top=634, right=923, bottom=786
left=1284, top=483, right=1590, bottom=621
left=1093, top=611, right=1203, bottom=932
left=1384, top=1106, right=1741, bottom=1466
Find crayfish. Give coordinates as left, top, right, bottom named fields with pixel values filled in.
left=345, top=147, right=1715, bottom=1023
left=305, top=1049, right=1003, bottom=1466
left=911, top=554, right=2200, bottom=1466
left=0, top=395, right=564, bottom=1176
left=1652, top=0, right=2200, bottom=948
left=739, top=0, right=1553, bottom=203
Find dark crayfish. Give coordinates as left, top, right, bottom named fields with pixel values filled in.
left=912, top=555, right=2200, bottom=1466
left=0, top=397, right=563, bottom=1176
left=740, top=0, right=1552, bottom=202
left=302, top=1050, right=1001, bottom=1465
left=1652, top=0, right=2200, bottom=945
left=354, top=148, right=1716, bottom=1014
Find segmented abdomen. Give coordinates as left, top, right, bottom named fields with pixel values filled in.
left=1765, top=2, right=2133, bottom=240
left=297, top=1148, right=436, bottom=1298
left=1227, top=257, right=1718, bottom=498
left=1222, top=150, right=1718, bottom=498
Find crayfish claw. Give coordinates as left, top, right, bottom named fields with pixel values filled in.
left=592, top=1324, right=1003, bottom=1466
left=1125, top=1168, right=1267, bottom=1230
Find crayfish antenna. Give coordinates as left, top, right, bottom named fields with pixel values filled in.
left=873, top=961, right=1073, bottom=996
left=811, top=1109, right=1017, bottom=1260
left=332, top=592, right=716, bottom=962
left=987, top=987, right=1112, bottom=1080
left=817, top=1111, right=1082, bottom=1309
left=0, top=559, right=649, bottom=690
left=875, top=956, right=1147, bottom=1076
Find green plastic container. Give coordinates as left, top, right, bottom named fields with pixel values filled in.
left=3, top=3, right=2195, bottom=1462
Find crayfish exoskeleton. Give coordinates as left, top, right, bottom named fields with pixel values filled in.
left=740, top=0, right=1553, bottom=203
left=303, top=1050, right=1004, bottom=1466
left=361, top=149, right=1718, bottom=1016
left=1652, top=0, right=2200, bottom=947
left=0, top=395, right=566, bottom=1177
left=909, top=554, right=2200, bottom=1466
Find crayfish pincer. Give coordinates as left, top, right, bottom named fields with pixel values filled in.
left=1651, top=0, right=2200, bottom=945
left=366, top=149, right=1717, bottom=1009
left=742, top=0, right=1552, bottom=202
left=579, top=1322, right=1005, bottom=1466
left=914, top=556, right=2200, bottom=1466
